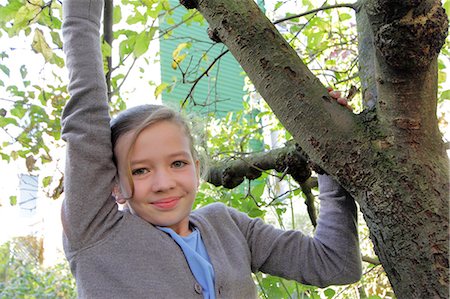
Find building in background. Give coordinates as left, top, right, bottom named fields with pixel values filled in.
left=158, top=0, right=248, bottom=116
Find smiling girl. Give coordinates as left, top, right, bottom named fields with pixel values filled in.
left=61, top=0, right=362, bottom=298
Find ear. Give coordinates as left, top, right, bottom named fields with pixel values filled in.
left=113, top=184, right=127, bottom=204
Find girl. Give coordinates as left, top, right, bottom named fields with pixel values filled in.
left=61, top=0, right=361, bottom=298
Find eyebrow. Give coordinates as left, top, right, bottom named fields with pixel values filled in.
left=130, top=151, right=192, bottom=166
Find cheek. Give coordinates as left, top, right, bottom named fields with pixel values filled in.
left=130, top=179, right=147, bottom=198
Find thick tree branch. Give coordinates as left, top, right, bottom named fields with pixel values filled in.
left=180, top=0, right=372, bottom=191
left=205, top=142, right=311, bottom=189
left=205, top=143, right=319, bottom=227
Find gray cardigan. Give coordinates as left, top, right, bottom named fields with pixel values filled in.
left=61, top=0, right=362, bottom=298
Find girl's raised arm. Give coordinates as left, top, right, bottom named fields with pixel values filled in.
left=61, top=0, right=119, bottom=253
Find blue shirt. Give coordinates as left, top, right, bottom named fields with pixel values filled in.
left=158, top=226, right=216, bottom=299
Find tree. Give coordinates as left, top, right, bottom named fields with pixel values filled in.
left=0, top=0, right=449, bottom=298
left=180, top=0, right=449, bottom=298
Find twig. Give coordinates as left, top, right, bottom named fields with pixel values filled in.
left=273, top=3, right=357, bottom=25
left=181, top=50, right=229, bottom=108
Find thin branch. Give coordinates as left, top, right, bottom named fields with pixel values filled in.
left=362, top=255, right=381, bottom=265
left=273, top=3, right=357, bottom=25
left=110, top=57, right=138, bottom=96
left=157, top=10, right=200, bottom=39
left=25, top=0, right=54, bottom=24
left=300, top=178, right=318, bottom=227
left=181, top=50, right=229, bottom=108
left=0, top=98, right=28, bottom=104
left=104, top=0, right=114, bottom=101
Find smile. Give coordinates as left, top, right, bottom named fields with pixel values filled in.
left=151, top=198, right=179, bottom=210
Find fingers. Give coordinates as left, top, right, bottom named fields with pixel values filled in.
left=327, top=87, right=353, bottom=111
left=329, top=90, right=342, bottom=100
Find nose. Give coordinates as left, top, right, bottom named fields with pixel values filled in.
left=151, top=168, right=176, bottom=192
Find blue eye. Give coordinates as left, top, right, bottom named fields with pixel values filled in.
left=172, top=161, right=187, bottom=168
left=132, top=168, right=149, bottom=176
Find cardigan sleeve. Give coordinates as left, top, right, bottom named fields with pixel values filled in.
left=61, top=0, right=120, bottom=253
left=230, top=174, right=362, bottom=287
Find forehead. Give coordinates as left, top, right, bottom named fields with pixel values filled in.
left=114, top=120, right=192, bottom=162
left=135, top=120, right=189, bottom=149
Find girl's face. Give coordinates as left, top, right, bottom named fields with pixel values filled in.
left=115, top=120, right=200, bottom=236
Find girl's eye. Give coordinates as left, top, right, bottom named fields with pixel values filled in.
left=172, top=161, right=187, bottom=168
left=132, top=168, right=149, bottom=176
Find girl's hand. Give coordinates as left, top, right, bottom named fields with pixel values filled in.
left=327, top=87, right=353, bottom=111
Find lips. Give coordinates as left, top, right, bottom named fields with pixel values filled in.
left=151, top=197, right=179, bottom=209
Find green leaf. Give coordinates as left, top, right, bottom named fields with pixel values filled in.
left=0, top=117, right=19, bottom=127
left=9, top=195, right=17, bottom=206
left=440, top=89, right=450, bottom=101
left=324, top=288, right=336, bottom=298
left=251, top=183, right=265, bottom=199
left=42, top=176, right=52, bottom=187
left=113, top=5, right=122, bottom=24
left=274, top=2, right=283, bottom=10
left=444, top=0, right=450, bottom=12
left=20, top=65, right=27, bottom=79
left=0, top=0, right=22, bottom=23
left=11, top=105, right=27, bottom=118
left=50, top=53, right=65, bottom=67
left=0, top=64, right=10, bottom=76
left=50, top=31, right=63, bottom=48
left=102, top=40, right=112, bottom=58
left=248, top=208, right=264, bottom=218
left=133, top=31, right=150, bottom=58
left=438, top=69, right=447, bottom=84
left=126, top=10, right=145, bottom=25
left=0, top=153, right=10, bottom=162
left=11, top=1, right=42, bottom=34
left=119, top=34, right=135, bottom=59
left=339, top=13, right=352, bottom=21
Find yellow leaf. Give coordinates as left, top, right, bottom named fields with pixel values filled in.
left=172, top=42, right=189, bottom=59
left=32, top=28, right=53, bottom=62
left=155, top=83, right=169, bottom=97
left=172, top=53, right=187, bottom=69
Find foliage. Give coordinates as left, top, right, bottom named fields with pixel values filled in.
left=0, top=239, right=77, bottom=299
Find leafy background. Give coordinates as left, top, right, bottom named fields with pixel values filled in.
left=0, top=0, right=449, bottom=298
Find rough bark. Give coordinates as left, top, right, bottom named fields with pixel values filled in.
left=206, top=141, right=310, bottom=188
left=181, top=0, right=449, bottom=297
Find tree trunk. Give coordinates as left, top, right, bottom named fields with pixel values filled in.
left=181, top=0, right=449, bottom=297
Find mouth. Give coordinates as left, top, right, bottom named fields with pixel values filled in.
left=151, top=197, right=180, bottom=210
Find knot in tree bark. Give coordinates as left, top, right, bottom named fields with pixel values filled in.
left=179, top=0, right=198, bottom=10
left=207, top=27, right=222, bottom=43
left=372, top=2, right=448, bottom=70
